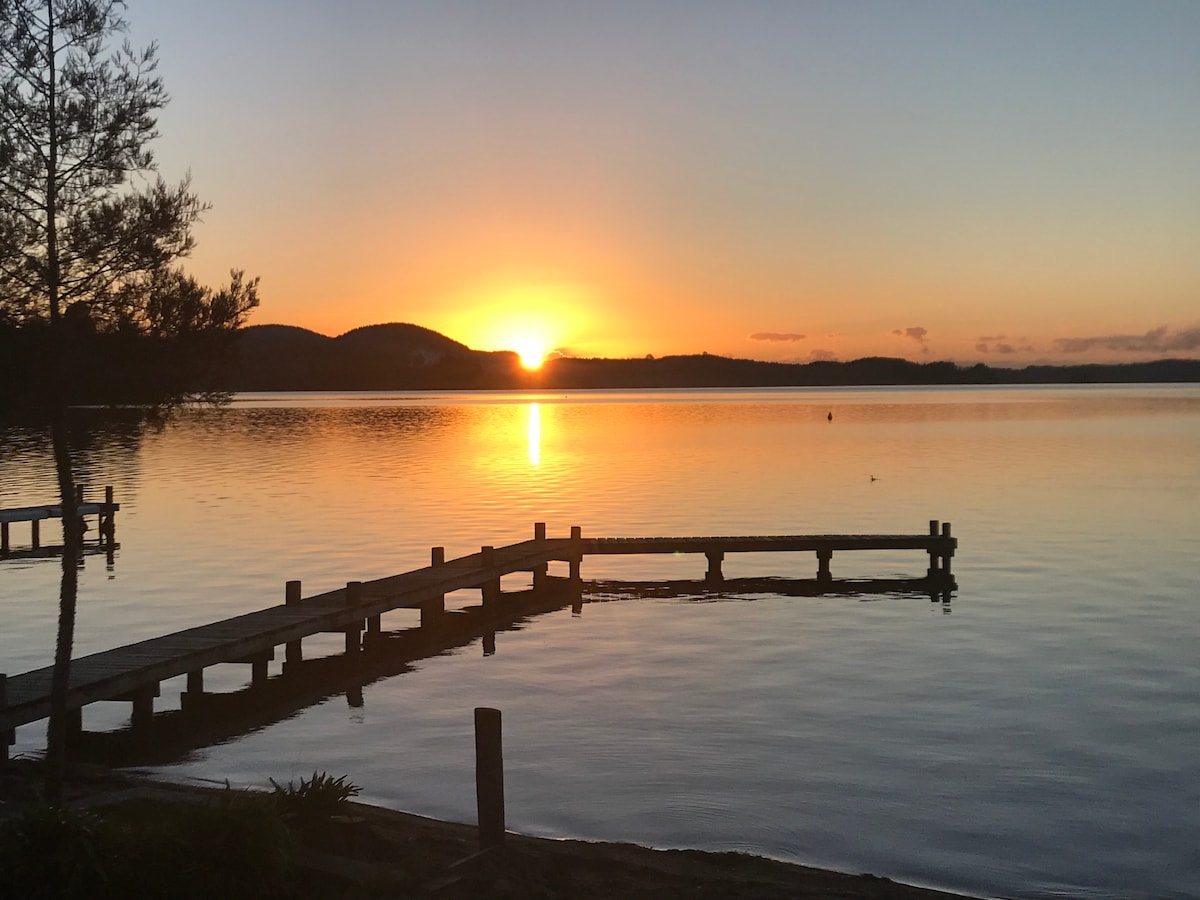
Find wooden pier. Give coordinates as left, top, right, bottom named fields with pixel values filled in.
left=1, top=521, right=955, bottom=757
left=0, top=485, right=119, bottom=558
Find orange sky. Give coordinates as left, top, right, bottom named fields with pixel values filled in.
left=130, top=1, right=1200, bottom=366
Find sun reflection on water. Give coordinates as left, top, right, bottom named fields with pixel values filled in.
left=528, top=402, right=541, bottom=468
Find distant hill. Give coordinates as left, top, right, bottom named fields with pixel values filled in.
left=223, top=323, right=1200, bottom=391
left=229, top=323, right=522, bottom=391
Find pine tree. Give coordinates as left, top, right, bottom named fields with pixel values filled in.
left=1, top=0, right=258, bottom=800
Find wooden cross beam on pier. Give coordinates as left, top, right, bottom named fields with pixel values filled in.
left=0, top=520, right=955, bottom=759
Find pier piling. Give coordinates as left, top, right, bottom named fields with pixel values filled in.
left=423, top=549, right=446, bottom=628
left=0, top=674, right=9, bottom=763
left=345, top=582, right=363, bottom=656
left=941, top=523, right=953, bottom=577
left=817, top=549, right=833, bottom=583
left=705, top=551, right=725, bottom=584
left=569, top=526, right=583, bottom=581
left=475, top=707, right=506, bottom=849
left=285, top=580, right=303, bottom=666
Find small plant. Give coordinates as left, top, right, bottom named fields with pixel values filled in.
left=270, top=771, right=361, bottom=823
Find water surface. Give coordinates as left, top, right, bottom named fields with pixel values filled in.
left=2, top=385, right=1197, bottom=899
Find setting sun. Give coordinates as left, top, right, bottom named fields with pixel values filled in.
left=436, top=282, right=596, bottom=365
left=515, top=340, right=547, bottom=370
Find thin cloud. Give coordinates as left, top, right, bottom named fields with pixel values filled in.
left=892, top=326, right=928, bottom=344
left=749, top=332, right=806, bottom=342
left=892, top=326, right=929, bottom=354
left=1054, top=326, right=1200, bottom=354
left=977, top=336, right=1018, bottom=354
left=808, top=349, right=838, bottom=362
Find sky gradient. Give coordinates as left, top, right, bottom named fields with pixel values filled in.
left=127, top=1, right=1200, bottom=365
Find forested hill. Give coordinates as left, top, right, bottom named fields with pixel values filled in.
left=228, top=323, right=520, bottom=391
left=223, top=323, right=1200, bottom=391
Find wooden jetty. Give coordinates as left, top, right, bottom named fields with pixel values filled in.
left=1, top=520, right=955, bottom=758
left=0, top=485, right=119, bottom=558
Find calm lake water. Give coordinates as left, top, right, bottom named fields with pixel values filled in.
left=2, top=385, right=1198, bottom=900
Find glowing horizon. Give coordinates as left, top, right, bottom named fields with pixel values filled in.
left=128, top=2, right=1200, bottom=367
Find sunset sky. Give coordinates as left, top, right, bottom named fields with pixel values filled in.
left=128, top=1, right=1199, bottom=366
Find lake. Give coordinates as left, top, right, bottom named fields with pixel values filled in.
left=2, top=385, right=1198, bottom=899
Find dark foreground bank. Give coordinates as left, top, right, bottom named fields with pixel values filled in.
left=1, top=761, right=981, bottom=899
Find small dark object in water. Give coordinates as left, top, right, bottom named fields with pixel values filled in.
left=827, top=411, right=833, bottom=421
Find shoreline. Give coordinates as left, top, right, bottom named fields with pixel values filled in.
left=2, top=760, right=984, bottom=899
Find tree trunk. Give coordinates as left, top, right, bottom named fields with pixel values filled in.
left=44, top=413, right=80, bottom=805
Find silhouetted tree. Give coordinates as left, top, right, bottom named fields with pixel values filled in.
left=1, top=0, right=258, bottom=802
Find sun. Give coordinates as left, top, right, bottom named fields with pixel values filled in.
left=515, top=340, right=547, bottom=370
left=437, top=281, right=594, bottom=367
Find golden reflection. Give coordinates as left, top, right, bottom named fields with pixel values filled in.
left=527, top=402, right=541, bottom=467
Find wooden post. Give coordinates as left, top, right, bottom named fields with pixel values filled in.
left=481, top=546, right=500, bottom=609
left=100, top=485, right=116, bottom=547
left=345, top=581, right=362, bottom=656
left=0, top=674, right=9, bottom=763
left=285, top=580, right=303, bottom=666
left=421, top=596, right=445, bottom=629
left=532, top=522, right=549, bottom=587
left=1, top=522, right=9, bottom=556
left=817, top=549, right=832, bottom=583
left=482, top=631, right=496, bottom=656
left=569, top=526, right=582, bottom=581
left=475, top=707, right=505, bottom=849
left=927, top=520, right=940, bottom=577
left=130, top=684, right=158, bottom=729
left=30, top=518, right=39, bottom=550
left=425, top=549, right=445, bottom=628
left=941, top=522, right=953, bottom=578
left=705, top=551, right=724, bottom=584
left=182, top=669, right=205, bottom=710
left=251, top=654, right=270, bottom=688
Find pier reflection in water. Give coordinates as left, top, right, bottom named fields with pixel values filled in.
left=64, top=575, right=944, bottom=768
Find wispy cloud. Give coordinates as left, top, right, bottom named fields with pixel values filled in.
left=1053, top=326, right=1200, bottom=354
left=808, top=349, right=838, bottom=362
left=892, top=326, right=929, bottom=354
left=975, top=335, right=1021, bottom=354
left=749, top=332, right=806, bottom=342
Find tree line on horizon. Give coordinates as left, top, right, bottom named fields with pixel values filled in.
left=214, top=323, right=1200, bottom=392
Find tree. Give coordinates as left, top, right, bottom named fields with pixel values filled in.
left=0, top=0, right=258, bottom=802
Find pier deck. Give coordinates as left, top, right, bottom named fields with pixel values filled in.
left=1, top=522, right=955, bottom=753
